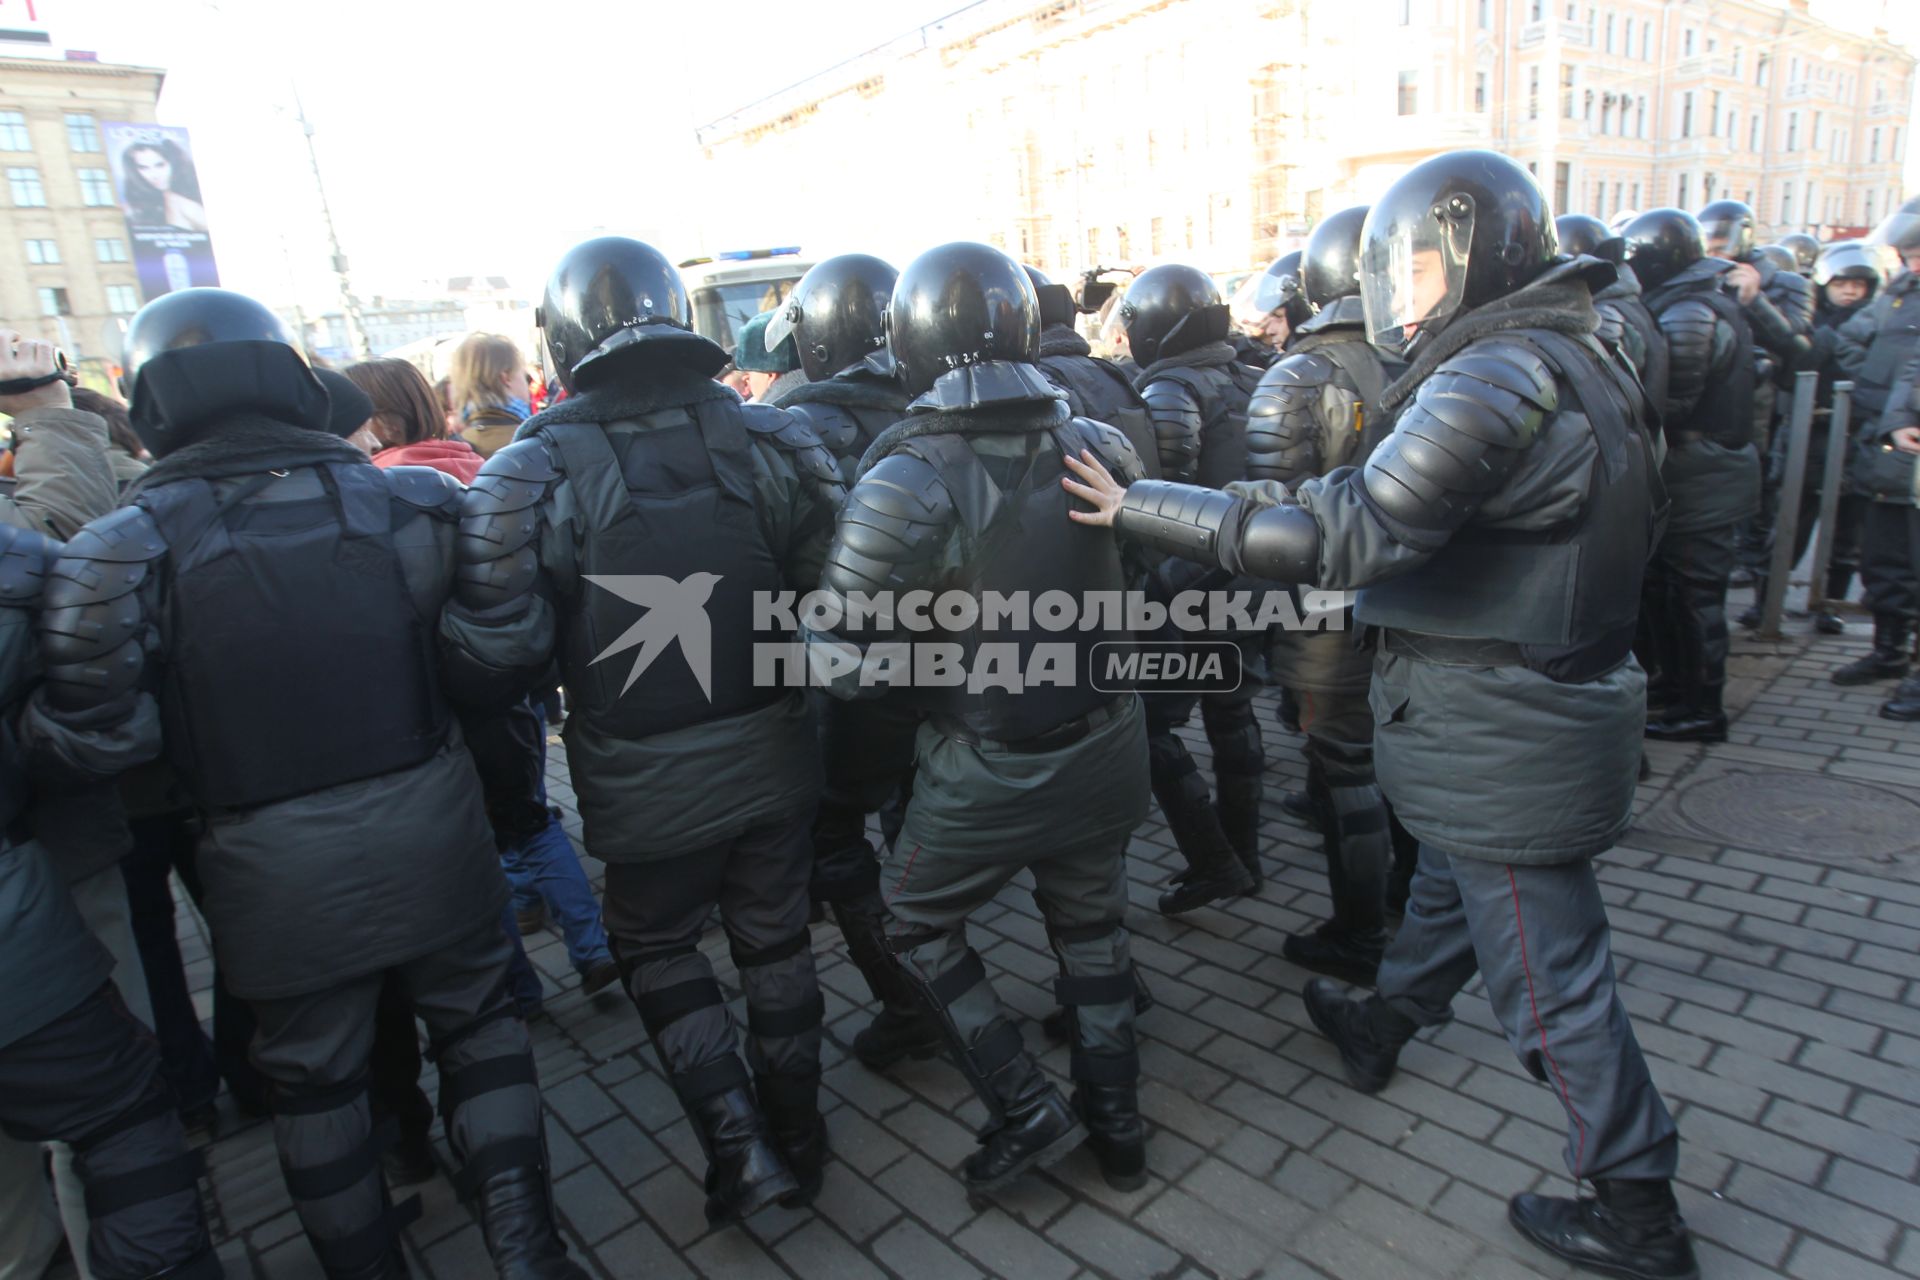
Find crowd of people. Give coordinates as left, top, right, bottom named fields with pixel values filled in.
left=0, top=150, right=1917, bottom=1280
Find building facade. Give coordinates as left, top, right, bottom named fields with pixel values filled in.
left=0, top=43, right=162, bottom=384
left=695, top=0, right=1914, bottom=276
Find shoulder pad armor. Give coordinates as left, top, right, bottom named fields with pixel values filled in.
left=821, top=452, right=955, bottom=600
left=462, top=438, right=557, bottom=520
left=1141, top=377, right=1205, bottom=481
left=44, top=507, right=165, bottom=610
left=1659, top=298, right=1722, bottom=380
left=741, top=402, right=845, bottom=503
left=782, top=399, right=861, bottom=457
left=39, top=507, right=162, bottom=705
left=1247, top=351, right=1338, bottom=482
left=0, top=523, right=58, bottom=607
left=63, top=503, right=168, bottom=565
left=382, top=464, right=465, bottom=517
left=1058, top=415, right=1145, bottom=485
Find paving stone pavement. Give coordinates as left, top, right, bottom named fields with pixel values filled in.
left=124, top=594, right=1920, bottom=1280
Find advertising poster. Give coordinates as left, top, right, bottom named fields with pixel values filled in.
left=101, top=122, right=221, bottom=300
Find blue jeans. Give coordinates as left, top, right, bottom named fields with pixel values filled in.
left=503, top=709, right=612, bottom=975
left=501, top=904, right=544, bottom=1011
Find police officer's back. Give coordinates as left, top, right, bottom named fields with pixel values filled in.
left=1026, top=265, right=1160, bottom=478
left=25, top=288, right=583, bottom=1279
left=763, top=253, right=910, bottom=483
left=441, top=237, right=844, bottom=1225
left=1558, top=213, right=1669, bottom=415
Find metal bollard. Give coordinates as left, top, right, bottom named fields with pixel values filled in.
left=1806, top=382, right=1854, bottom=612
left=1758, top=370, right=1819, bottom=641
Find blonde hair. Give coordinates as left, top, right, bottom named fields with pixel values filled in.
left=450, top=333, right=525, bottom=416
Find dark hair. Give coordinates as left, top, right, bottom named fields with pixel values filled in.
left=70, top=386, right=146, bottom=458
left=120, top=139, right=204, bottom=227
left=342, top=358, right=446, bottom=447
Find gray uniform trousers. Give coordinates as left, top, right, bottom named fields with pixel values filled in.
left=249, top=922, right=541, bottom=1276
left=600, top=808, right=822, bottom=1104
left=884, top=703, right=1150, bottom=1092
left=1375, top=842, right=1679, bottom=1182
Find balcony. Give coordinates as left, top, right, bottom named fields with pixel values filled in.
left=1783, top=80, right=1839, bottom=103
left=1870, top=100, right=1902, bottom=117
left=1518, top=19, right=1590, bottom=48
left=1670, top=55, right=1736, bottom=80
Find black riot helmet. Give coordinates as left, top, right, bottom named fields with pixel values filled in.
left=1302, top=206, right=1369, bottom=308
left=765, top=253, right=896, bottom=382
left=121, top=287, right=330, bottom=457
left=1555, top=213, right=1626, bottom=264
left=1753, top=244, right=1798, bottom=275
left=1022, top=265, right=1078, bottom=331
left=1695, top=199, right=1757, bottom=260
left=1872, top=196, right=1920, bottom=257
left=1234, top=251, right=1312, bottom=332
left=1120, top=264, right=1229, bottom=366
left=1778, top=233, right=1821, bottom=273
left=1622, top=208, right=1706, bottom=292
left=1357, top=149, right=1556, bottom=344
left=887, top=241, right=1040, bottom=399
left=1814, top=240, right=1884, bottom=298
left=538, top=236, right=724, bottom=392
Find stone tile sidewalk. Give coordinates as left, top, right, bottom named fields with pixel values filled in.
left=142, top=599, right=1920, bottom=1280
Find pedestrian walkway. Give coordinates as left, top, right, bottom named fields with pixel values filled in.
left=133, top=602, right=1920, bottom=1280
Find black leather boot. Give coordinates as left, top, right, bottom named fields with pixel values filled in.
left=962, top=1052, right=1085, bottom=1193
left=686, top=1084, right=797, bottom=1224
left=1215, top=774, right=1265, bottom=891
left=1285, top=922, right=1385, bottom=986
left=1832, top=614, right=1911, bottom=685
left=1302, top=980, right=1416, bottom=1094
left=1642, top=710, right=1728, bottom=743
left=1156, top=789, right=1253, bottom=916
left=831, top=896, right=942, bottom=1070
left=1280, top=789, right=1327, bottom=833
left=755, top=1073, right=827, bottom=1208
left=1881, top=674, right=1920, bottom=721
left=852, top=1007, right=944, bottom=1069
left=1070, top=1079, right=1146, bottom=1191
left=1508, top=1178, right=1699, bottom=1280
left=472, top=1165, right=588, bottom=1280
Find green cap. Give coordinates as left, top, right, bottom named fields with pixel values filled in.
left=732, top=309, right=800, bottom=373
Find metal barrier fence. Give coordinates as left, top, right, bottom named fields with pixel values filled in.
left=1756, top=373, right=1856, bottom=640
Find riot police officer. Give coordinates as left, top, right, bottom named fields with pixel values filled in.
left=1121, top=265, right=1267, bottom=914
left=805, top=242, right=1152, bottom=1196
left=24, top=289, right=581, bottom=1280
left=1558, top=213, right=1669, bottom=413
left=1628, top=209, right=1763, bottom=743
left=1832, top=197, right=1920, bottom=686
left=440, top=238, right=843, bottom=1224
left=1027, top=265, right=1159, bottom=478
left=762, top=254, right=937, bottom=1071
left=1229, top=251, right=1312, bottom=369
left=1063, top=151, right=1695, bottom=1280
left=1778, top=232, right=1822, bottom=275
left=1244, top=205, right=1407, bottom=985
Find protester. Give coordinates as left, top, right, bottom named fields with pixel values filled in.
left=450, top=332, right=532, bottom=458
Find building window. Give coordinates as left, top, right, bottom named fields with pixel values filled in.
left=1562, top=66, right=1576, bottom=118
left=1676, top=173, right=1690, bottom=208
left=1478, top=0, right=1490, bottom=28
left=1896, top=128, right=1905, bottom=163
left=1780, top=182, right=1793, bottom=225
left=1605, top=13, right=1616, bottom=52
left=1087, top=226, right=1101, bottom=261
left=24, top=238, right=58, bottom=265
left=1530, top=0, right=1543, bottom=20
left=1683, top=29, right=1696, bottom=57
left=64, top=113, right=100, bottom=153
left=1475, top=72, right=1489, bottom=112
left=1789, top=56, right=1800, bottom=84
left=1397, top=70, right=1419, bottom=116
left=1728, top=111, right=1738, bottom=149
left=1681, top=92, right=1694, bottom=138
left=0, top=111, right=29, bottom=151
left=1711, top=91, right=1723, bottom=136
left=1613, top=181, right=1624, bottom=211
left=106, top=284, right=139, bottom=314
left=1812, top=110, right=1822, bottom=149
left=1870, top=127, right=1882, bottom=163
left=1704, top=172, right=1717, bottom=201
left=1555, top=162, right=1572, bottom=212
left=78, top=168, right=114, bottom=206
left=1631, top=182, right=1641, bottom=208
left=95, top=237, right=128, bottom=263
left=1640, top=22, right=1651, bottom=59
left=1529, top=67, right=1540, bottom=120
left=1636, top=96, right=1646, bottom=138
left=1398, top=0, right=1412, bottom=24
left=7, top=166, right=45, bottom=207
left=1786, top=112, right=1799, bottom=152
left=36, top=286, right=69, bottom=317
left=1750, top=114, right=1762, bottom=151
left=1756, top=53, right=1768, bottom=87
left=1866, top=192, right=1877, bottom=225
left=1732, top=45, right=1743, bottom=78
left=1150, top=216, right=1164, bottom=255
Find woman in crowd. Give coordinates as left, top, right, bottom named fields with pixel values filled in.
left=339, top=357, right=484, bottom=482
left=448, top=333, right=530, bottom=458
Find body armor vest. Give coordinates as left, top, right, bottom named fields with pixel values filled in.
left=1662, top=284, right=1756, bottom=450
left=1356, top=330, right=1658, bottom=684
left=785, top=397, right=903, bottom=480
left=1610, top=295, right=1669, bottom=429
left=1156, top=360, right=1263, bottom=489
left=893, top=425, right=1126, bottom=741
left=541, top=398, right=786, bottom=741
left=1035, top=352, right=1162, bottom=480
left=1287, top=328, right=1403, bottom=459
left=141, top=463, right=448, bottom=810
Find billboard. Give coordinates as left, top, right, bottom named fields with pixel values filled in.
left=101, top=123, right=220, bottom=300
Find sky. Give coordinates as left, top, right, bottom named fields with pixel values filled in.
left=39, top=0, right=1920, bottom=312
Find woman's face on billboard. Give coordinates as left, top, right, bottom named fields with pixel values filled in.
left=133, top=147, right=172, bottom=192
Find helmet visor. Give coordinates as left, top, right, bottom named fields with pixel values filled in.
left=1246, top=271, right=1300, bottom=319
left=1698, top=217, right=1748, bottom=257
left=762, top=298, right=801, bottom=351
left=1871, top=211, right=1920, bottom=257
left=1360, top=202, right=1473, bottom=344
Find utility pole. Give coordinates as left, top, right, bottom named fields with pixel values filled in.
left=291, top=85, right=369, bottom=359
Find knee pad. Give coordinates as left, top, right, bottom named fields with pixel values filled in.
left=729, top=930, right=824, bottom=1043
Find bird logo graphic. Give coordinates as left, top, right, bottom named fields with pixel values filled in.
left=583, top=572, right=722, bottom=699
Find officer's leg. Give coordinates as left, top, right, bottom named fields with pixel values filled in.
left=1445, top=855, right=1694, bottom=1277
left=1284, top=694, right=1390, bottom=985
left=1144, top=691, right=1251, bottom=914
left=883, top=839, right=1081, bottom=1193
left=1635, top=539, right=1680, bottom=715
left=1030, top=834, right=1143, bottom=1191
left=1838, top=501, right=1916, bottom=684
left=1302, top=841, right=1475, bottom=1095
left=367, top=978, right=435, bottom=1187
left=603, top=851, right=795, bottom=1224
left=121, top=814, right=220, bottom=1123
left=0, top=984, right=219, bottom=1280
left=1645, top=524, right=1736, bottom=741
left=1881, top=506, right=1920, bottom=719
left=813, top=699, right=939, bottom=1070
left=717, top=808, right=827, bottom=1208
left=402, top=924, right=582, bottom=1279
left=252, top=976, right=411, bottom=1280
left=1200, top=654, right=1266, bottom=888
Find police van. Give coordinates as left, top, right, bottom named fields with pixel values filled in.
left=678, top=249, right=814, bottom=355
